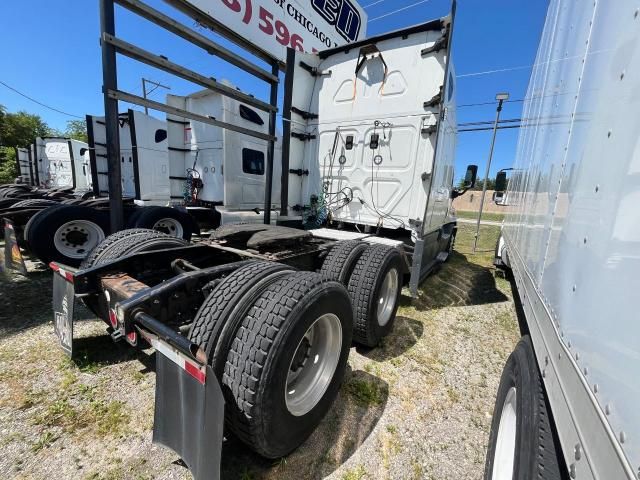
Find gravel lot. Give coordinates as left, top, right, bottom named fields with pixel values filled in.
left=0, top=223, right=520, bottom=480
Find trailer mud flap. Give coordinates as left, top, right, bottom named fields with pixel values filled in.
left=153, top=348, right=224, bottom=480
left=52, top=268, right=75, bottom=357
left=2, top=219, right=27, bottom=275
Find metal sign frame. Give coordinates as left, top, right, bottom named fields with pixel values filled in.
left=99, top=0, right=281, bottom=230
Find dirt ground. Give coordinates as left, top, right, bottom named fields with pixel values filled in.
left=0, top=223, right=520, bottom=480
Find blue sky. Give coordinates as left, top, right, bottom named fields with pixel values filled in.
left=0, top=0, right=548, bottom=182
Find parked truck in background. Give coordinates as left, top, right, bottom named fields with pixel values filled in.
left=488, top=1, right=640, bottom=479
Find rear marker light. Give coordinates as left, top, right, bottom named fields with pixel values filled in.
left=109, top=309, right=118, bottom=328
left=126, top=331, right=137, bottom=345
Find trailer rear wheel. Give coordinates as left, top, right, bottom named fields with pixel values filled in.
left=224, top=272, right=353, bottom=458
left=81, top=228, right=188, bottom=269
left=132, top=206, right=194, bottom=240
left=188, top=261, right=294, bottom=378
left=347, top=245, right=403, bottom=347
left=320, top=240, right=367, bottom=285
left=484, top=336, right=564, bottom=480
left=27, top=205, right=109, bottom=266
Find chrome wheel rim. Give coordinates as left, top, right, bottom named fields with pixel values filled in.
left=53, top=220, right=105, bottom=259
left=285, top=313, right=342, bottom=417
left=377, top=268, right=399, bottom=326
left=491, top=387, right=517, bottom=480
left=152, top=217, right=183, bottom=238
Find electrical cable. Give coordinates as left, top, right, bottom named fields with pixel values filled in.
left=366, top=120, right=405, bottom=229
left=0, top=80, right=83, bottom=119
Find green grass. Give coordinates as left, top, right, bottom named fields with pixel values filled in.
left=344, top=378, right=386, bottom=406
left=31, top=431, right=59, bottom=453
left=342, top=465, right=367, bottom=480
left=456, top=210, right=505, bottom=223
left=454, top=223, right=501, bottom=267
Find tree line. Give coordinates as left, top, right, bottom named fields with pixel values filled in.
left=0, top=105, right=87, bottom=183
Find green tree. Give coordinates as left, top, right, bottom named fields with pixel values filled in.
left=0, top=108, right=52, bottom=183
left=64, top=119, right=88, bottom=143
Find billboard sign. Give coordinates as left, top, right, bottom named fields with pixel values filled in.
left=183, top=0, right=368, bottom=62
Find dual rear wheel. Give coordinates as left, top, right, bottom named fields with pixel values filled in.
left=188, top=264, right=353, bottom=459
left=321, top=240, right=404, bottom=347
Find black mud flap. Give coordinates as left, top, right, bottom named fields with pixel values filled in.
left=2, top=219, right=27, bottom=275
left=153, top=348, right=224, bottom=480
left=52, top=267, right=75, bottom=357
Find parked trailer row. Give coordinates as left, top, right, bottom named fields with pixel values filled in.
left=50, top=2, right=477, bottom=478
left=3, top=83, right=291, bottom=269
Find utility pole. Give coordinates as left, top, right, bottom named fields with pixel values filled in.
left=473, top=92, right=509, bottom=253
left=141, top=78, right=171, bottom=114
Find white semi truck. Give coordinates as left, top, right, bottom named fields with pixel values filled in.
left=31, top=137, right=92, bottom=191
left=488, top=1, right=640, bottom=479
left=51, top=3, right=477, bottom=479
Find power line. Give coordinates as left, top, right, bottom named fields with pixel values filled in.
left=369, top=0, right=432, bottom=22
left=457, top=65, right=532, bottom=78
left=456, top=48, right=611, bottom=79
left=458, top=125, right=522, bottom=133
left=458, top=118, right=522, bottom=127
left=0, top=80, right=84, bottom=119
left=363, top=0, right=387, bottom=7
left=458, top=99, right=525, bottom=108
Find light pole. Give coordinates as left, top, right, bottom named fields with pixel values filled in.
left=473, top=92, right=509, bottom=253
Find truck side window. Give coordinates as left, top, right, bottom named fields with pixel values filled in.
left=155, top=129, right=168, bottom=143
left=242, top=148, right=265, bottom=175
left=239, top=105, right=265, bottom=126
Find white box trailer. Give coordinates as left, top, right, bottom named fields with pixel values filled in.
left=166, top=88, right=282, bottom=224
left=30, top=137, right=92, bottom=191
left=489, top=1, right=640, bottom=479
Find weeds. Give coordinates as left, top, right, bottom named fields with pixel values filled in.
left=32, top=430, right=59, bottom=452
left=344, top=378, right=386, bottom=406
left=342, top=465, right=367, bottom=480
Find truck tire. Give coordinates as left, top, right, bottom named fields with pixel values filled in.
left=132, top=206, right=194, bottom=240
left=224, top=272, right=353, bottom=458
left=320, top=240, right=368, bottom=285
left=0, top=186, right=30, bottom=198
left=347, top=245, right=403, bottom=347
left=484, top=336, right=564, bottom=480
left=27, top=205, right=109, bottom=266
left=11, top=199, right=60, bottom=209
left=81, top=228, right=188, bottom=269
left=188, top=261, right=294, bottom=378
left=23, top=204, right=66, bottom=242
